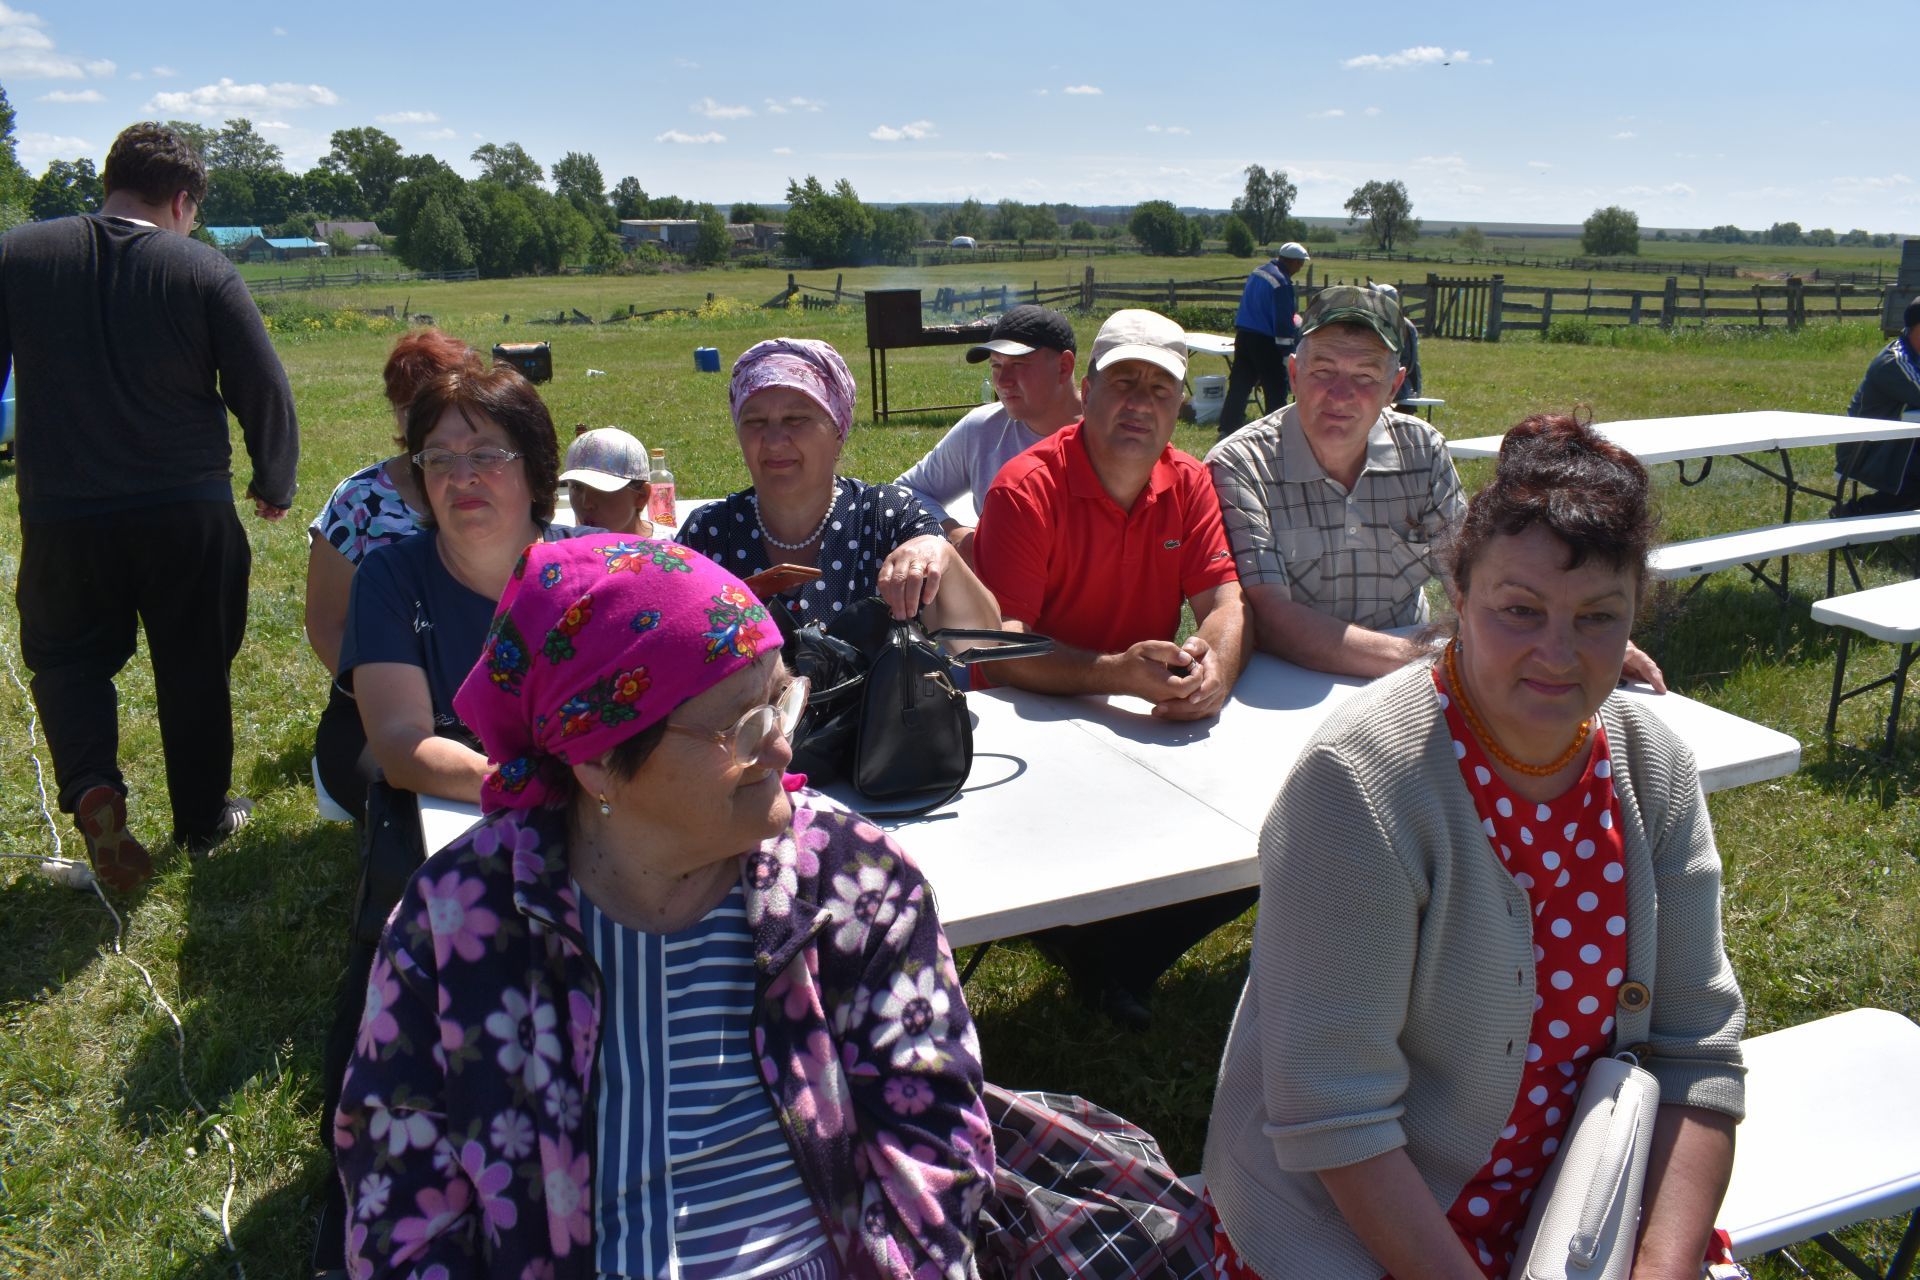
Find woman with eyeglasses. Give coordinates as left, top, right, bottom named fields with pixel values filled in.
left=308, top=327, right=483, bottom=824
left=337, top=361, right=580, bottom=807
left=333, top=537, right=994, bottom=1279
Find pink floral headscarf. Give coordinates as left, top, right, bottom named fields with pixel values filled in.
left=728, top=337, right=858, bottom=441
left=452, top=538, right=781, bottom=813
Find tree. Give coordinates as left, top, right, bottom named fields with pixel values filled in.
left=551, top=151, right=605, bottom=207
left=1231, top=164, right=1297, bottom=245
left=1805, top=226, right=1837, bottom=247
left=0, top=83, right=33, bottom=211
left=1068, top=219, right=1096, bottom=241
left=611, top=176, right=647, bottom=219
left=1581, top=205, right=1640, bottom=256
left=410, top=191, right=474, bottom=271
left=1701, top=225, right=1747, bottom=244
left=1344, top=179, right=1418, bottom=251
left=1457, top=225, right=1486, bottom=254
left=868, top=205, right=925, bottom=258
left=301, top=165, right=363, bottom=219
left=1128, top=200, right=1193, bottom=256
left=1840, top=228, right=1873, bottom=247
left=781, top=175, right=872, bottom=266
left=321, top=127, right=405, bottom=215
left=1222, top=214, right=1255, bottom=257
left=729, top=202, right=764, bottom=225
left=471, top=142, right=544, bottom=189
left=30, top=158, right=102, bottom=220
left=692, top=203, right=731, bottom=265
left=208, top=118, right=283, bottom=179
left=1765, top=221, right=1803, bottom=246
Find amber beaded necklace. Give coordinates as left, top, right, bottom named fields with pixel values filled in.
left=1443, top=639, right=1592, bottom=777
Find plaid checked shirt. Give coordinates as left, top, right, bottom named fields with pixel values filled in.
left=1206, top=404, right=1465, bottom=631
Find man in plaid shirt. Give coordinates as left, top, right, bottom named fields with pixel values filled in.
left=1206, top=286, right=1462, bottom=678
left=1207, top=286, right=1666, bottom=690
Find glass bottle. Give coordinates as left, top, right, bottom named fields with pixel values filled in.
left=648, top=448, right=677, bottom=528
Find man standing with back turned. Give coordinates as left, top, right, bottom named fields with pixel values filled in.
left=0, top=121, right=299, bottom=889
left=1219, top=241, right=1309, bottom=438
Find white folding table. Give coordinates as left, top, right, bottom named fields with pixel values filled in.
left=418, top=654, right=1800, bottom=949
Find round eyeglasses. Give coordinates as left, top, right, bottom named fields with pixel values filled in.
left=662, top=676, right=810, bottom=768
left=413, top=446, right=523, bottom=476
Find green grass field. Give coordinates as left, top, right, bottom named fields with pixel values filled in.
left=1, top=267, right=1916, bottom=1279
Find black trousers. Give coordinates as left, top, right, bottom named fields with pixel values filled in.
left=1220, top=327, right=1290, bottom=436
left=17, top=501, right=250, bottom=842
left=1035, top=887, right=1259, bottom=1000
left=314, top=680, right=376, bottom=826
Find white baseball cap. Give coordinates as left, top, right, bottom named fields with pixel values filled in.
left=1089, top=309, right=1188, bottom=381
left=559, top=427, right=649, bottom=492
left=1276, top=242, right=1311, bottom=261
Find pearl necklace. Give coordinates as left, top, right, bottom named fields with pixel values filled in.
left=1444, top=639, right=1592, bottom=778
left=751, top=481, right=838, bottom=551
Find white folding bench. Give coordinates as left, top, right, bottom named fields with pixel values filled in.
left=1649, top=511, right=1920, bottom=606
left=1810, top=578, right=1920, bottom=756
left=1398, top=395, right=1445, bottom=422
left=1720, top=1007, right=1920, bottom=1280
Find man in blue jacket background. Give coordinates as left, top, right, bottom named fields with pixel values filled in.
left=1836, top=297, right=1920, bottom=515
left=1219, top=242, right=1309, bottom=439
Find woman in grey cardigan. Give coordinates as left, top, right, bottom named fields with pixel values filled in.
left=1203, top=414, right=1746, bottom=1280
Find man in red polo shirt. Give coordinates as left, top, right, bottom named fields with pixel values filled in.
left=973, top=308, right=1252, bottom=1027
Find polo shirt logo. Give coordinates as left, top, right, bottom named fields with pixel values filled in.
left=1163, top=539, right=1181, bottom=550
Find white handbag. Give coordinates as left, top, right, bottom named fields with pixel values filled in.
left=1508, top=985, right=1660, bottom=1280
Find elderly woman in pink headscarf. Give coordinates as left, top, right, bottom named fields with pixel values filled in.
left=678, top=337, right=1000, bottom=629
left=332, top=536, right=995, bottom=1279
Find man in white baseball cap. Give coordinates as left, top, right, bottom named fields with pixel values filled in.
left=1221, top=241, right=1311, bottom=439
left=558, top=425, right=653, bottom=534
left=971, top=307, right=1252, bottom=1028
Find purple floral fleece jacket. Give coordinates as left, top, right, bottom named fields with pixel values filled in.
left=334, top=789, right=995, bottom=1280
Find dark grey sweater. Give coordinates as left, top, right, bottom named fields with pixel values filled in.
left=0, top=213, right=299, bottom=520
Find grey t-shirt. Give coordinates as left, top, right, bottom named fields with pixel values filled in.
left=894, top=402, right=1049, bottom=524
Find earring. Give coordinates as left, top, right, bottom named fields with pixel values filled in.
left=597, top=793, right=612, bottom=817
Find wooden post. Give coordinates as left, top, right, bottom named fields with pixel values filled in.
left=1083, top=265, right=1095, bottom=310
left=1754, top=283, right=1765, bottom=328
left=1586, top=279, right=1593, bottom=318
left=1787, top=276, right=1804, bottom=331
left=1661, top=277, right=1677, bottom=331
left=1542, top=288, right=1555, bottom=333
left=1167, top=278, right=1177, bottom=309
left=1425, top=273, right=1441, bottom=337
left=833, top=273, right=843, bottom=305
left=1629, top=292, right=1643, bottom=327
left=1487, top=274, right=1506, bottom=342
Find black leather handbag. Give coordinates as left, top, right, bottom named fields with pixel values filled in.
left=780, top=597, right=1051, bottom=815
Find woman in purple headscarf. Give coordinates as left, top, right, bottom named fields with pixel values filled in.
left=332, top=536, right=994, bottom=1280
left=679, top=337, right=1000, bottom=629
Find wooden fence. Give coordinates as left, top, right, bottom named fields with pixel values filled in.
left=246, top=266, right=480, bottom=294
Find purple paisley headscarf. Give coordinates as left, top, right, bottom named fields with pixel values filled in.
left=452, top=538, right=781, bottom=813
left=728, top=337, right=858, bottom=441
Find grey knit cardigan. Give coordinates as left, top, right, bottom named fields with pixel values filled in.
left=1202, top=661, right=1747, bottom=1280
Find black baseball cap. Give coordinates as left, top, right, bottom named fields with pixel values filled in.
left=1905, top=298, right=1920, bottom=330
left=966, top=305, right=1077, bottom=362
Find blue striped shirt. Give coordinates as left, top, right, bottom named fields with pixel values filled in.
left=579, top=882, right=837, bottom=1280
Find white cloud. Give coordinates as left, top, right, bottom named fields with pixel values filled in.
left=419, top=127, right=456, bottom=141
left=1063, top=84, right=1102, bottom=95
left=985, top=151, right=1009, bottom=161
left=1308, top=109, right=1345, bottom=119
left=1611, top=131, right=1636, bottom=140
left=869, top=119, right=936, bottom=141
left=256, top=119, right=291, bottom=131
left=1145, top=124, right=1191, bottom=134
left=1528, top=160, right=1553, bottom=170
left=1343, top=46, right=1471, bottom=71
left=1622, top=183, right=1695, bottom=197
left=38, top=87, right=101, bottom=103
left=674, top=56, right=700, bottom=69
left=771, top=146, right=793, bottom=155
left=145, top=78, right=340, bottom=117
left=655, top=129, right=725, bottom=144
left=376, top=110, right=440, bottom=125
left=0, top=5, right=116, bottom=82
left=693, top=96, right=753, bottom=119
left=1832, top=174, right=1913, bottom=192
left=1032, top=88, right=1048, bottom=96
left=764, top=96, right=823, bottom=114
left=84, top=58, right=114, bottom=76
left=16, top=130, right=92, bottom=166
left=1414, top=153, right=1467, bottom=169
left=1363, top=105, right=1383, bottom=116
left=151, top=65, right=175, bottom=77
left=272, top=25, right=286, bottom=35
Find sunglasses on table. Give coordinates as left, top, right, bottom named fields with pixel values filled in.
left=413, top=446, right=523, bottom=475
left=663, top=677, right=810, bottom=768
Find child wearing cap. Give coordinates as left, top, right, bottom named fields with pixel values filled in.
left=560, top=425, right=654, bottom=534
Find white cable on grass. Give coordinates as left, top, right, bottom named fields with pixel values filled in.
left=0, top=594, right=245, bottom=1276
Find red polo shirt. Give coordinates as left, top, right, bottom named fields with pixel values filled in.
left=973, top=421, right=1237, bottom=656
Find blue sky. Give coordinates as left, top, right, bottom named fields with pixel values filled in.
left=9, top=0, right=1914, bottom=233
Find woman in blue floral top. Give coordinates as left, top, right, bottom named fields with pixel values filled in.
left=333, top=536, right=993, bottom=1280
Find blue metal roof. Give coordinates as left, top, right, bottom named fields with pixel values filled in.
left=265, top=238, right=324, bottom=249
left=205, top=226, right=264, bottom=246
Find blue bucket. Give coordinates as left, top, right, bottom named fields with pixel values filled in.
left=694, top=346, right=721, bottom=373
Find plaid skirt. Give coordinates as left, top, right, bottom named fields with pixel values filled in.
left=977, top=1084, right=1213, bottom=1280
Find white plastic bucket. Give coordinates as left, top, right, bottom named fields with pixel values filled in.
left=1191, top=374, right=1227, bottom=425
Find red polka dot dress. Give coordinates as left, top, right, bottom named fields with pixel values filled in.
left=1433, top=668, right=1629, bottom=1279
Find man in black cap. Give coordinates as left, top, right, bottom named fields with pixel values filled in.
left=1219, top=241, right=1310, bottom=438
left=1836, top=298, right=1920, bottom=515
left=895, top=304, right=1081, bottom=561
